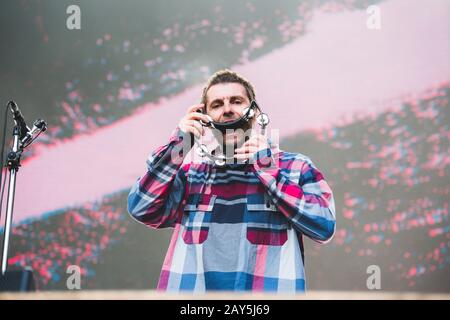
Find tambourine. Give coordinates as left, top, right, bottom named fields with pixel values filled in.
left=194, top=100, right=269, bottom=166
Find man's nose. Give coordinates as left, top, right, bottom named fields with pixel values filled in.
left=222, top=101, right=233, bottom=114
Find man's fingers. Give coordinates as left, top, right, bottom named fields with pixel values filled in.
left=241, top=135, right=269, bottom=150
left=237, top=138, right=264, bottom=150
left=187, top=103, right=205, bottom=113
left=186, top=125, right=202, bottom=139
left=186, top=120, right=204, bottom=135
left=178, top=104, right=208, bottom=137
left=241, top=140, right=258, bottom=148
left=234, top=153, right=251, bottom=160
left=235, top=146, right=258, bottom=154
left=185, top=103, right=211, bottom=124
left=189, top=112, right=211, bottom=124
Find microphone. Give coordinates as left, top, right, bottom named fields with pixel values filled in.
left=7, top=101, right=30, bottom=140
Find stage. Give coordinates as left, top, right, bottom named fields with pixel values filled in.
left=0, top=290, right=448, bottom=300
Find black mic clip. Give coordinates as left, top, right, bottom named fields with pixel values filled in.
left=21, top=118, right=48, bottom=148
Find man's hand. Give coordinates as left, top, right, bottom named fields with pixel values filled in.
left=234, top=134, right=270, bottom=161
left=178, top=104, right=211, bottom=139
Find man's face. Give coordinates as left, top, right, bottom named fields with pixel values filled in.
left=205, top=82, right=253, bottom=148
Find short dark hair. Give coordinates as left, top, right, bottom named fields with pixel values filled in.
left=201, top=69, right=256, bottom=107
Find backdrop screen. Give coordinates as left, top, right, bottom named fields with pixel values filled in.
left=0, top=0, right=448, bottom=292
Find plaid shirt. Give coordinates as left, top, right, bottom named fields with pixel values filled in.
left=127, top=128, right=336, bottom=292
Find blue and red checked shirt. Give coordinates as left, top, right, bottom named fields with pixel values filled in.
left=127, top=128, right=336, bottom=293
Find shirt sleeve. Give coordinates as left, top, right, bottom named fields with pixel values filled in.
left=252, top=148, right=336, bottom=243
left=127, top=127, right=192, bottom=229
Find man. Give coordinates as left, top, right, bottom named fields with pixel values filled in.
left=127, top=69, right=336, bottom=292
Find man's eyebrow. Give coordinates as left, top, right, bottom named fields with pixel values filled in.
left=209, top=95, right=245, bottom=105
left=209, top=98, right=223, bottom=105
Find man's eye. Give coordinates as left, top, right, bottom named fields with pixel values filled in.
left=233, top=100, right=242, bottom=104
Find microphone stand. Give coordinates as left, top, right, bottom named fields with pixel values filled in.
left=1, top=125, right=21, bottom=276
left=0, top=117, right=46, bottom=292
